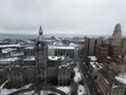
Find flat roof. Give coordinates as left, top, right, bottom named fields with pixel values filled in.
left=0, top=57, right=19, bottom=62
left=88, top=56, right=97, bottom=61
left=24, top=56, right=35, bottom=61
left=48, top=46, right=75, bottom=50
left=0, top=44, right=21, bottom=48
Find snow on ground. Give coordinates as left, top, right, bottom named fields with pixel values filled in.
left=0, top=57, right=19, bottom=62
left=73, top=66, right=82, bottom=83
left=0, top=89, right=17, bottom=95
left=77, top=85, right=87, bottom=95
left=73, top=66, right=88, bottom=95
left=57, top=86, right=71, bottom=94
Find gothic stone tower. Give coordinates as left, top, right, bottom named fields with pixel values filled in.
left=35, top=26, right=48, bottom=82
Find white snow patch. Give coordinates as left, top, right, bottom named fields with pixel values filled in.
left=115, top=73, right=126, bottom=85
left=57, top=86, right=70, bottom=94
left=77, top=85, right=87, bottom=95
left=73, top=66, right=82, bottom=83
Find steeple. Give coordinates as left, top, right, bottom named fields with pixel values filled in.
left=37, top=26, right=45, bottom=42
left=39, top=26, right=43, bottom=36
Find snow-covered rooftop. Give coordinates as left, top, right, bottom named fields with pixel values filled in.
left=90, top=62, right=97, bottom=69
left=57, top=86, right=70, bottom=94
left=90, top=62, right=103, bottom=70
left=115, top=73, right=126, bottom=85
left=25, top=46, right=34, bottom=50
left=0, top=57, right=19, bottom=62
left=88, top=56, right=97, bottom=61
left=48, top=45, right=76, bottom=50
left=48, top=56, right=64, bottom=61
left=24, top=56, right=35, bottom=61
left=0, top=44, right=21, bottom=48
left=2, top=48, right=16, bottom=54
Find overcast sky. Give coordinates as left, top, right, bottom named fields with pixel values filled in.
left=0, top=0, right=126, bottom=36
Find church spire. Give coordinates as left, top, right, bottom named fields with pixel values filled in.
left=39, top=26, right=43, bottom=36
left=37, top=26, right=45, bottom=42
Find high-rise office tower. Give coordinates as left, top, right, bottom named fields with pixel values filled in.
left=112, top=23, right=122, bottom=47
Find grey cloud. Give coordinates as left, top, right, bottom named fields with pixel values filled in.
left=0, top=0, right=125, bottom=36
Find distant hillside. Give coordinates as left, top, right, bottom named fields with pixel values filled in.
left=0, top=33, right=37, bottom=40
left=0, top=32, right=116, bottom=40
